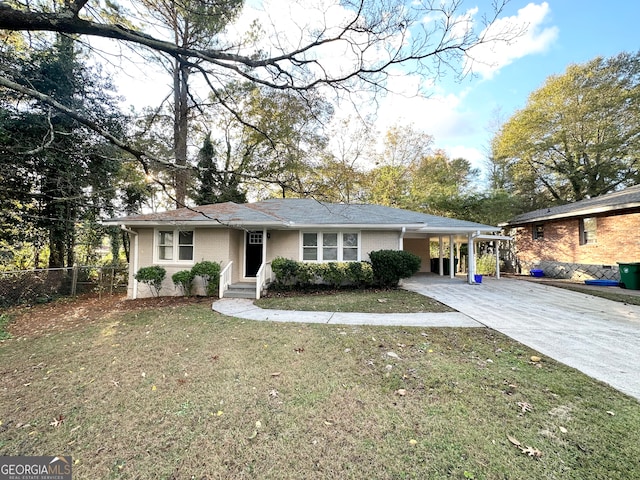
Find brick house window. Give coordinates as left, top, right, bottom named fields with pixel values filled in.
left=580, top=217, right=597, bottom=245
left=533, top=224, right=544, bottom=240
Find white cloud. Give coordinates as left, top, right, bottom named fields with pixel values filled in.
left=446, top=145, right=485, bottom=166
left=465, top=2, right=558, bottom=79
left=371, top=72, right=477, bottom=145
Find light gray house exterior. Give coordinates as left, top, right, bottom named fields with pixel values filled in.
left=104, top=199, right=505, bottom=298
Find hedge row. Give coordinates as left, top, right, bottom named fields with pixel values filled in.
left=270, top=250, right=421, bottom=289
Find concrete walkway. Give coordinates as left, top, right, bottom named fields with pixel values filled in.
left=212, top=297, right=481, bottom=327
left=213, top=275, right=640, bottom=401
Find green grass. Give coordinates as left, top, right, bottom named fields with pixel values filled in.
left=256, top=288, right=454, bottom=313
left=1, top=301, right=639, bottom=479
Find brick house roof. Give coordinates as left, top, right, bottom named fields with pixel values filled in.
left=503, top=184, right=640, bottom=226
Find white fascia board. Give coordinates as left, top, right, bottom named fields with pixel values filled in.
left=283, top=223, right=414, bottom=230
left=280, top=224, right=500, bottom=233
left=415, top=226, right=501, bottom=234
left=473, top=234, right=513, bottom=241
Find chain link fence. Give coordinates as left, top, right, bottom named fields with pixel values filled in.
left=0, top=265, right=128, bottom=308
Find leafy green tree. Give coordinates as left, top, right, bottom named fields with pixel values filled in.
left=0, top=36, right=129, bottom=268
left=366, top=165, right=409, bottom=207
left=408, top=149, right=479, bottom=212
left=193, top=132, right=246, bottom=204
left=205, top=83, right=332, bottom=199
left=426, top=190, right=524, bottom=226
left=365, top=124, right=433, bottom=207
left=494, top=51, right=640, bottom=204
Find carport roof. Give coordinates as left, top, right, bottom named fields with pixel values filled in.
left=104, top=198, right=500, bottom=234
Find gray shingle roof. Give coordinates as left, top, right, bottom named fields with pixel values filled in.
left=504, top=184, right=640, bottom=226
left=105, top=198, right=499, bottom=232
left=106, top=202, right=282, bottom=225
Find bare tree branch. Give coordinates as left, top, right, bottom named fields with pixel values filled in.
left=0, top=0, right=519, bottom=92
left=0, top=74, right=183, bottom=174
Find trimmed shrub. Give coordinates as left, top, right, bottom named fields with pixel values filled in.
left=134, top=265, right=166, bottom=297
left=191, top=260, right=221, bottom=296
left=369, top=250, right=421, bottom=287
left=323, top=262, right=348, bottom=288
left=271, top=257, right=300, bottom=286
left=270, top=259, right=375, bottom=290
left=346, top=261, right=374, bottom=287
left=172, top=269, right=195, bottom=296
left=296, top=263, right=316, bottom=286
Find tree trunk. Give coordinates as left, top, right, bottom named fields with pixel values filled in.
left=173, top=58, right=190, bottom=207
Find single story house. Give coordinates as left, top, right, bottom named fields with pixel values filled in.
left=502, top=184, right=640, bottom=280
left=103, top=198, right=506, bottom=298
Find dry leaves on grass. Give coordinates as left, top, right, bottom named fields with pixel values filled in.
left=49, top=415, right=64, bottom=428
left=507, top=435, right=543, bottom=459
left=517, top=402, right=533, bottom=414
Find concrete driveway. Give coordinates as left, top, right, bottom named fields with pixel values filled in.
left=403, top=275, right=640, bottom=401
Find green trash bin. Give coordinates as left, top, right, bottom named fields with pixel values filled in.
left=617, top=262, right=640, bottom=290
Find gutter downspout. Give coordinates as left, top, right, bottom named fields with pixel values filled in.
left=121, top=225, right=139, bottom=299
left=399, top=227, right=405, bottom=250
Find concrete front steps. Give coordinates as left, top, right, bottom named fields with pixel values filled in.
left=223, top=282, right=256, bottom=299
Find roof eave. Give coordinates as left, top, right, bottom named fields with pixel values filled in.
left=282, top=223, right=423, bottom=230
left=505, top=202, right=640, bottom=226
left=416, top=226, right=501, bottom=233
left=101, top=220, right=287, bottom=227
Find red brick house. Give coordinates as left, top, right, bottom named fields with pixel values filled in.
left=502, top=185, right=640, bottom=280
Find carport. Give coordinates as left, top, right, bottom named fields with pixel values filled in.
left=402, top=226, right=512, bottom=284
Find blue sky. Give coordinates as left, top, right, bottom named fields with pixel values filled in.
left=412, top=0, right=640, bottom=175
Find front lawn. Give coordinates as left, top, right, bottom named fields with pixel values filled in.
left=256, top=288, right=454, bottom=313
left=0, top=298, right=638, bottom=479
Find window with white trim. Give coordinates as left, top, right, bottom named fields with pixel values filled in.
left=301, top=232, right=360, bottom=262
left=342, top=233, right=358, bottom=260
left=156, top=229, right=194, bottom=262
left=580, top=217, right=597, bottom=245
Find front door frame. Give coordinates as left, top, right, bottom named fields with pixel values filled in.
left=244, top=230, right=264, bottom=278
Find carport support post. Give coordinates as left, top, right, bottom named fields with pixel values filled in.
left=467, top=232, right=476, bottom=284
left=438, top=236, right=444, bottom=276
left=496, top=240, right=501, bottom=279
left=449, top=235, right=455, bottom=279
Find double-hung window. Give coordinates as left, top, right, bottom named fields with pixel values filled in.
left=156, top=229, right=194, bottom=262
left=580, top=217, right=597, bottom=245
left=533, top=224, right=544, bottom=240
left=302, top=232, right=359, bottom=262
